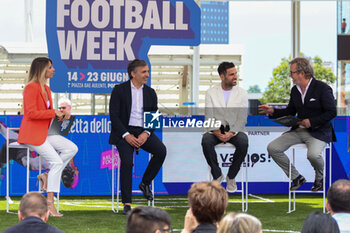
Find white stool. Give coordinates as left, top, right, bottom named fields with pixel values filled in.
left=111, top=145, right=154, bottom=213
left=210, top=143, right=248, bottom=212
left=288, top=143, right=332, bottom=213
left=6, top=128, right=40, bottom=213
left=5, top=127, right=60, bottom=213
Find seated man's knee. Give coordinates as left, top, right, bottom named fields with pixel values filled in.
left=267, top=141, right=280, bottom=155
left=201, top=133, right=215, bottom=147
left=236, top=132, right=248, bottom=148
left=307, top=153, right=323, bottom=163
left=158, top=143, right=167, bottom=160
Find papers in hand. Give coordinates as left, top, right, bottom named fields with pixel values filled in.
left=273, top=115, right=300, bottom=127
left=48, top=116, right=75, bottom=136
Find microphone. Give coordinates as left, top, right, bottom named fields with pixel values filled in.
left=220, top=125, right=225, bottom=134
left=136, top=147, right=139, bottom=155
left=220, top=125, right=226, bottom=144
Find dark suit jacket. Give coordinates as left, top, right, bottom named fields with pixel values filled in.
left=1, top=216, right=64, bottom=233
left=109, top=80, right=158, bottom=145
left=271, top=78, right=336, bottom=143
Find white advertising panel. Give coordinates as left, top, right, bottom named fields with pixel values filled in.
left=163, top=127, right=316, bottom=183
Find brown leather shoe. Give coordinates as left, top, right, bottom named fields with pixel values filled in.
left=311, top=179, right=323, bottom=192
left=290, top=175, right=306, bottom=191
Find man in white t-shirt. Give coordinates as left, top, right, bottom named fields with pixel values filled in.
left=201, top=61, right=248, bottom=193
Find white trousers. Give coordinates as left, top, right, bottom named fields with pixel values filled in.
left=26, top=135, right=78, bottom=193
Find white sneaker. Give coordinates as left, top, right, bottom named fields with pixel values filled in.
left=226, top=176, right=237, bottom=193
left=214, top=174, right=225, bottom=184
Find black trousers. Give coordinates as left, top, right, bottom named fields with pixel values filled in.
left=116, top=126, right=166, bottom=203
left=201, top=132, right=248, bottom=180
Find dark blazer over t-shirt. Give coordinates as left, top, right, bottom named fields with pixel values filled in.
left=1, top=216, right=64, bottom=233
left=109, top=80, right=158, bottom=145
left=271, top=78, right=337, bottom=143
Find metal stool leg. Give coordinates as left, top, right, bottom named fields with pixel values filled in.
left=6, top=129, right=10, bottom=213
left=288, top=148, right=296, bottom=213
left=240, top=157, right=248, bottom=212
left=6, top=127, right=31, bottom=213
left=148, top=153, right=155, bottom=207
left=244, top=162, right=248, bottom=212
left=56, top=193, right=60, bottom=212
left=26, top=148, right=30, bottom=193
left=38, top=156, right=42, bottom=192
left=112, top=145, right=118, bottom=213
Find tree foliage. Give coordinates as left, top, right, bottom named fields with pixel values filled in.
left=260, top=56, right=336, bottom=104
left=248, top=84, right=262, bottom=93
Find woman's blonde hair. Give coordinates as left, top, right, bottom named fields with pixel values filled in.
left=217, top=212, right=262, bottom=233
left=27, top=57, right=52, bottom=85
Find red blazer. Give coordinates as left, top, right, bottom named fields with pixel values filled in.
left=18, top=82, right=56, bottom=146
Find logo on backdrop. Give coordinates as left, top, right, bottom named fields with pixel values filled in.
left=219, top=153, right=272, bottom=168
left=144, top=110, right=162, bottom=129
left=46, top=0, right=200, bottom=93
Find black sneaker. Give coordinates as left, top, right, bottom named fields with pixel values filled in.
left=122, top=205, right=131, bottom=215
left=311, top=179, right=323, bottom=192
left=290, top=175, right=306, bottom=191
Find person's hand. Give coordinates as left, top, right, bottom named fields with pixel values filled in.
left=59, top=112, right=71, bottom=121
left=298, top=119, right=311, bottom=128
left=224, top=131, right=236, bottom=141
left=181, top=208, right=198, bottom=233
left=55, top=110, right=65, bottom=121
left=258, top=104, right=274, bottom=115
left=125, top=134, right=141, bottom=148
left=213, top=130, right=234, bottom=142
left=212, top=130, right=226, bottom=142
left=136, top=132, right=149, bottom=147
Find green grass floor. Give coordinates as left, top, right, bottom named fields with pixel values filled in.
left=0, top=194, right=326, bottom=233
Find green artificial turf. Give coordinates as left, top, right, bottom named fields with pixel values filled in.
left=0, top=194, right=326, bottom=233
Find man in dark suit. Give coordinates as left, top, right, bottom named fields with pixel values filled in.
left=109, top=59, right=166, bottom=215
left=259, top=57, right=336, bottom=192
left=2, top=192, right=64, bottom=233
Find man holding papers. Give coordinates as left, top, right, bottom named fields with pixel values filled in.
left=259, top=57, right=336, bottom=192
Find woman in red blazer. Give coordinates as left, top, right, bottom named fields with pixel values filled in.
left=18, top=57, right=78, bottom=217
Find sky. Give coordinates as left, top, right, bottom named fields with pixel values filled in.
left=229, top=1, right=336, bottom=91
left=0, top=0, right=337, bottom=91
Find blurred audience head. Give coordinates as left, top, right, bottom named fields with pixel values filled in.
left=327, top=179, right=350, bottom=214
left=126, top=206, right=172, bottom=233
left=58, top=98, right=72, bottom=114
left=188, top=181, right=228, bottom=225
left=217, top=212, right=262, bottom=233
left=18, top=192, right=49, bottom=222
left=301, top=211, right=339, bottom=233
